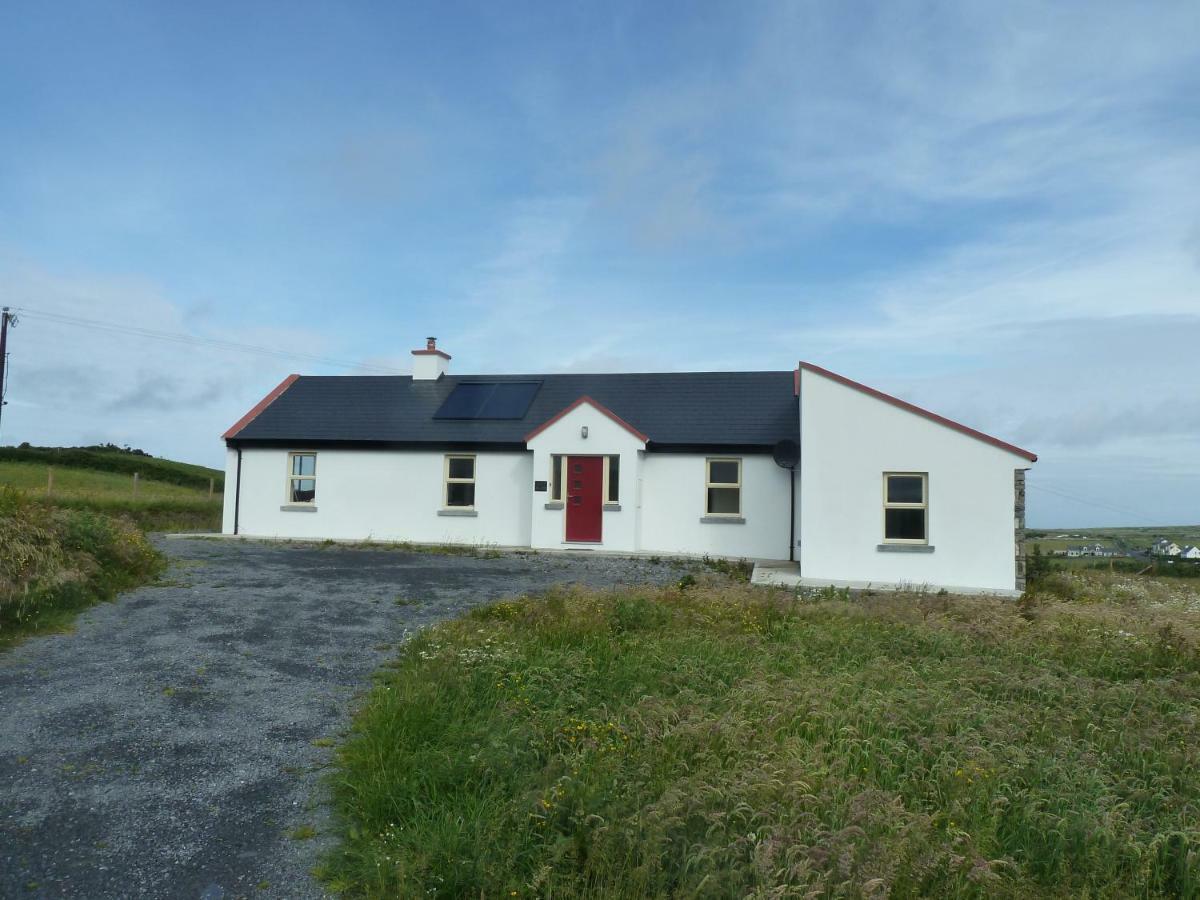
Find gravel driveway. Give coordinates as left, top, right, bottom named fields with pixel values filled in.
left=0, top=537, right=684, bottom=899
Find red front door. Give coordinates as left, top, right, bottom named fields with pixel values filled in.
left=565, top=456, right=603, bottom=542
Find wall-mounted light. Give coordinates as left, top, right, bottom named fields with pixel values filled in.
left=581, top=425, right=589, bottom=439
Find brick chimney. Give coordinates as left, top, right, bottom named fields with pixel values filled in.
left=411, top=336, right=450, bottom=380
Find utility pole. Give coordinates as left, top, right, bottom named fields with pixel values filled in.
left=0, top=307, right=16, bottom=443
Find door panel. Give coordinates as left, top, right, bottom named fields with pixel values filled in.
left=565, top=456, right=603, bottom=542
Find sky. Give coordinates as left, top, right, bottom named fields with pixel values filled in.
left=0, top=0, right=1197, bottom=528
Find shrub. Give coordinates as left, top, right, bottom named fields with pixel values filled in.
left=0, top=487, right=163, bottom=643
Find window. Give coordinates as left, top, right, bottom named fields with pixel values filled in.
left=705, top=458, right=741, bottom=515
left=287, top=453, right=316, bottom=504
left=444, top=455, right=476, bottom=508
left=605, top=455, right=620, bottom=504
left=883, top=473, right=927, bottom=542
left=550, top=454, right=564, bottom=501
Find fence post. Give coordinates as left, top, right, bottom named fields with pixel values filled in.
left=133, top=472, right=140, bottom=498
left=209, top=477, right=214, bottom=499
left=47, top=466, right=54, bottom=497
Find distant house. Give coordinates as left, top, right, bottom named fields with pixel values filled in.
left=1066, top=543, right=1117, bottom=558
left=1182, top=545, right=1200, bottom=560
left=1153, top=540, right=1182, bottom=557
left=220, top=340, right=1038, bottom=594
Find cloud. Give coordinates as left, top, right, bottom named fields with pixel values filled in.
left=0, top=259, right=359, bottom=466
left=104, top=372, right=242, bottom=414
left=2, top=1, right=1197, bottom=526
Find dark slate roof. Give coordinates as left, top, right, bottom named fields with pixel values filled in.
left=227, top=372, right=799, bottom=449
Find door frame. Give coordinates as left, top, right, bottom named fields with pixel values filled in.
left=563, top=454, right=604, bottom=544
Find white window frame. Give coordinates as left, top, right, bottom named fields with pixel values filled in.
left=550, top=454, right=566, bottom=502
left=286, top=451, right=317, bottom=505
left=704, top=457, right=742, bottom=516
left=603, top=455, right=620, bottom=505
left=444, top=454, right=476, bottom=509
left=882, top=472, right=928, bottom=544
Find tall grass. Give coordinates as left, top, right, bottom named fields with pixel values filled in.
left=0, top=488, right=164, bottom=647
left=322, top=572, right=1200, bottom=898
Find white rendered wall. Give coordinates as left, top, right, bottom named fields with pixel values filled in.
left=526, top=402, right=645, bottom=552
left=226, top=447, right=532, bottom=546
left=798, top=368, right=1029, bottom=592
left=639, top=454, right=793, bottom=560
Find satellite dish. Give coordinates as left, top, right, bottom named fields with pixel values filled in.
left=772, top=439, right=799, bottom=470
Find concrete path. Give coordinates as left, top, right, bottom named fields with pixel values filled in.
left=0, top=538, right=679, bottom=899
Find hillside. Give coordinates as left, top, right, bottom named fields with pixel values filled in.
left=0, top=445, right=223, bottom=533
left=0, top=444, right=223, bottom=491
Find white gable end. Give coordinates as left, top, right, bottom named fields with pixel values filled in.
left=799, top=366, right=1032, bottom=593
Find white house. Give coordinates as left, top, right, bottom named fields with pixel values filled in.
left=221, top=338, right=1037, bottom=594
left=1181, top=545, right=1200, bottom=560
left=1153, top=539, right=1182, bottom=557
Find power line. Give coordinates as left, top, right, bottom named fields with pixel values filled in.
left=1027, top=482, right=1161, bottom=525
left=12, top=306, right=409, bottom=374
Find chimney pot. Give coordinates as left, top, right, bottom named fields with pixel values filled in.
left=426, top=336, right=437, bottom=350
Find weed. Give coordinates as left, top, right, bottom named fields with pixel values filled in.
left=322, top=575, right=1200, bottom=898
left=290, top=825, right=318, bottom=841
left=699, top=554, right=754, bottom=582
left=0, top=487, right=164, bottom=649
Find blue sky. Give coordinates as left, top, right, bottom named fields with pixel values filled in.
left=1, top=1, right=1198, bottom=527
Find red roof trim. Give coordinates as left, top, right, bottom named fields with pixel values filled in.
left=798, top=362, right=1037, bottom=462
left=222, top=374, right=301, bottom=440
left=524, top=395, right=649, bottom=444
left=411, top=349, right=451, bottom=360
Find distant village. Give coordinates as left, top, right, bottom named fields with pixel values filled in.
left=1045, top=537, right=1200, bottom=559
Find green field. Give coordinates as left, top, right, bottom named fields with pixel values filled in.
left=321, top=570, right=1200, bottom=898
left=0, top=444, right=223, bottom=490
left=0, top=459, right=215, bottom=502
left=0, top=449, right=223, bottom=533
left=1030, top=526, right=1200, bottom=555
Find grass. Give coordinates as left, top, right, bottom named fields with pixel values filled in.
left=0, top=443, right=223, bottom=491
left=320, top=570, right=1200, bottom=898
left=0, top=487, right=164, bottom=649
left=1029, top=525, right=1200, bottom=555
left=0, top=459, right=223, bottom=532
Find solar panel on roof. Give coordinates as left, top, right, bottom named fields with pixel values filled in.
left=433, top=382, right=492, bottom=419
left=433, top=382, right=542, bottom=420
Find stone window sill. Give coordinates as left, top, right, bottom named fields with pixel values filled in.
left=603, top=503, right=621, bottom=511
left=877, top=543, right=935, bottom=553
left=700, top=515, right=745, bottom=524
left=280, top=504, right=318, bottom=512
left=544, top=501, right=564, bottom=510
left=438, top=508, right=478, bottom=517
